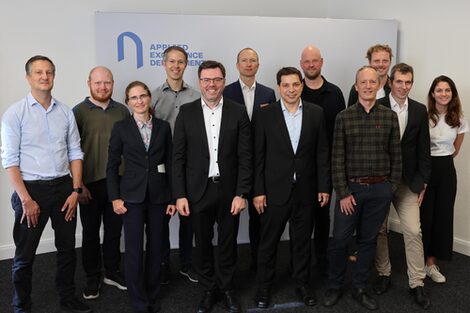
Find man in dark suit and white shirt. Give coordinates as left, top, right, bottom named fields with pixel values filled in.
left=223, top=47, right=276, bottom=269
left=372, top=63, right=431, bottom=309
left=173, top=60, right=252, bottom=313
left=253, top=67, right=330, bottom=309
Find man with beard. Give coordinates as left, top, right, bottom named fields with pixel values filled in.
left=347, top=44, right=393, bottom=106
left=299, top=45, right=345, bottom=276
left=73, top=66, right=130, bottom=300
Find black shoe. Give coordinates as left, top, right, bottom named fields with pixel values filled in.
left=103, top=271, right=127, bottom=290
left=223, top=290, right=241, bottom=313
left=254, top=288, right=270, bottom=309
left=373, top=275, right=391, bottom=295
left=351, top=288, right=378, bottom=311
left=179, top=266, right=199, bottom=283
left=82, top=277, right=101, bottom=300
left=197, top=291, right=216, bottom=313
left=160, top=263, right=170, bottom=285
left=295, top=286, right=317, bottom=306
left=410, top=286, right=431, bottom=310
left=60, top=297, right=93, bottom=313
left=323, top=288, right=342, bottom=307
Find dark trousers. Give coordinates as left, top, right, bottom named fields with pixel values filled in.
left=327, top=181, right=392, bottom=289
left=11, top=176, right=76, bottom=313
left=79, top=179, right=122, bottom=280
left=420, top=156, right=457, bottom=260
left=122, top=200, right=165, bottom=313
left=312, top=195, right=331, bottom=268
left=248, top=198, right=261, bottom=265
left=191, top=181, right=239, bottom=291
left=257, top=183, right=314, bottom=288
left=161, top=212, right=193, bottom=267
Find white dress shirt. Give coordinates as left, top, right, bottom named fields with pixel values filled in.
left=389, top=94, right=408, bottom=140
left=239, top=79, right=256, bottom=120
left=201, top=97, right=223, bottom=177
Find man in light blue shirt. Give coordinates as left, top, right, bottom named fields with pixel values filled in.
left=1, top=55, right=91, bottom=313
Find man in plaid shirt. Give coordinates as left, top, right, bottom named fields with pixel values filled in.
left=323, top=66, right=401, bottom=311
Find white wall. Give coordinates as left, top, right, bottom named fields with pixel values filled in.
left=1, top=0, right=469, bottom=259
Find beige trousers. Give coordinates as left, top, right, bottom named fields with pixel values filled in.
left=375, top=183, right=426, bottom=288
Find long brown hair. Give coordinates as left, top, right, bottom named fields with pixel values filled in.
left=427, top=75, right=462, bottom=128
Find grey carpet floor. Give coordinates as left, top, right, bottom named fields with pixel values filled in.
left=1, top=231, right=469, bottom=313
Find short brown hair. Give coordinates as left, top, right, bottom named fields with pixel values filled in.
left=366, top=44, right=393, bottom=61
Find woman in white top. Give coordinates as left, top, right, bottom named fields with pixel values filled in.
left=420, top=75, right=468, bottom=284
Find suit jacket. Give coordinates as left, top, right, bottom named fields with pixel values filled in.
left=253, top=100, right=330, bottom=206
left=223, top=80, right=276, bottom=119
left=377, top=96, right=431, bottom=193
left=172, top=98, right=252, bottom=205
left=107, top=116, right=172, bottom=204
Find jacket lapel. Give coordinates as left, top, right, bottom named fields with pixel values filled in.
left=147, top=117, right=161, bottom=151
left=128, top=116, right=148, bottom=152
left=274, top=101, right=295, bottom=155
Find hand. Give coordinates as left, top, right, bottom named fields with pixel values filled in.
left=21, top=197, right=40, bottom=228
left=176, top=198, right=190, bottom=216
left=112, top=199, right=127, bottom=215
left=61, top=192, right=79, bottom=221
left=318, top=193, right=330, bottom=207
left=417, top=187, right=426, bottom=207
left=78, top=184, right=92, bottom=205
left=166, top=204, right=176, bottom=216
left=339, top=194, right=356, bottom=215
left=253, top=195, right=267, bottom=214
left=230, top=195, right=246, bottom=215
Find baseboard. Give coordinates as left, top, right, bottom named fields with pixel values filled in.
left=2, top=222, right=469, bottom=260
left=389, top=217, right=470, bottom=257
left=0, top=234, right=83, bottom=261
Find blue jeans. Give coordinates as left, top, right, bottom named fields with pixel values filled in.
left=327, top=181, right=393, bottom=289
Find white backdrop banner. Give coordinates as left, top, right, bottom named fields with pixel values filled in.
left=95, top=12, right=397, bottom=246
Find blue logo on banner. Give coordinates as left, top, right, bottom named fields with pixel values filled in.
left=117, top=32, right=143, bottom=69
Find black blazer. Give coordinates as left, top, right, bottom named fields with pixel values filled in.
left=107, top=116, right=172, bottom=204
left=172, top=98, right=252, bottom=205
left=377, top=96, right=431, bottom=193
left=223, top=80, right=276, bottom=119
left=253, top=101, right=330, bottom=206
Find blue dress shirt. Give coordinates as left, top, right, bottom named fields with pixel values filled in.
left=281, top=99, right=303, bottom=154
left=1, top=93, right=83, bottom=180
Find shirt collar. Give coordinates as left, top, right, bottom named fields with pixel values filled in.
left=85, top=97, right=116, bottom=109
left=389, top=93, right=408, bottom=112
left=134, top=115, right=153, bottom=129
left=27, top=92, right=56, bottom=108
left=201, top=97, right=224, bottom=110
left=280, top=98, right=303, bottom=114
left=239, top=79, right=256, bottom=91
left=162, top=80, right=189, bottom=92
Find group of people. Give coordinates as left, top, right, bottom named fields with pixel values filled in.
left=0, top=43, right=466, bottom=313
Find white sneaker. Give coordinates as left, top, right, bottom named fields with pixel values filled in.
left=425, top=265, right=446, bottom=283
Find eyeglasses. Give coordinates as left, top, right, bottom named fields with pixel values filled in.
left=128, top=94, right=150, bottom=102
left=199, top=77, right=224, bottom=84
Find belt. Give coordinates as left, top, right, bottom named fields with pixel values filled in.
left=24, top=175, right=70, bottom=186
left=349, top=175, right=388, bottom=185
left=208, top=176, right=221, bottom=183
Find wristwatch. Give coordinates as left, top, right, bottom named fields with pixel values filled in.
left=72, top=187, right=83, bottom=194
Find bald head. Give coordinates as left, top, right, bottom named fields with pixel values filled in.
left=88, top=66, right=114, bottom=103
left=300, top=45, right=323, bottom=81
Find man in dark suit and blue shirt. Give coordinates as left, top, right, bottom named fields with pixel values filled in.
left=173, top=60, right=252, bottom=313
left=253, top=67, right=330, bottom=309
left=372, top=63, right=431, bottom=309
left=223, top=47, right=275, bottom=269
